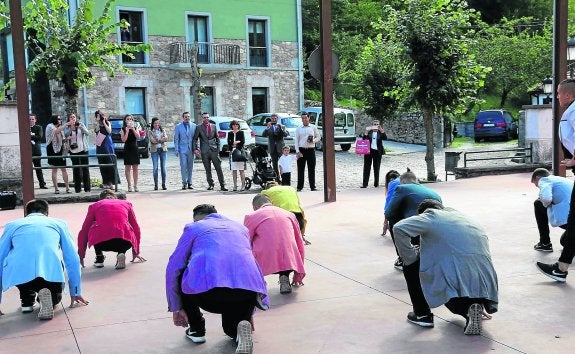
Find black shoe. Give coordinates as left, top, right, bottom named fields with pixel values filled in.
left=39, top=185, right=48, bottom=189
left=407, top=312, right=434, bottom=327
left=221, top=187, right=228, bottom=191
left=536, top=262, right=568, bottom=282
left=182, top=185, right=187, bottom=190
left=360, top=185, right=367, bottom=188
left=374, top=184, right=379, bottom=187
left=94, top=255, right=106, bottom=268
left=188, top=184, right=193, bottom=190
left=185, top=327, right=206, bottom=344
left=297, top=188, right=302, bottom=192
left=207, top=185, right=214, bottom=190
left=311, top=188, right=318, bottom=191
left=394, top=257, right=404, bottom=271
left=154, top=185, right=158, bottom=191
left=534, top=242, right=553, bottom=252
left=162, top=184, right=167, bottom=190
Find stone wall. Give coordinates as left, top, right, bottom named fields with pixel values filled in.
left=0, top=101, right=23, bottom=199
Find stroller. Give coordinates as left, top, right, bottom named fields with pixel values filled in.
left=245, top=145, right=278, bottom=189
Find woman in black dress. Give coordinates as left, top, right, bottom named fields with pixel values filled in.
left=227, top=120, right=246, bottom=191
left=120, top=114, right=141, bottom=192
left=45, top=115, right=70, bottom=194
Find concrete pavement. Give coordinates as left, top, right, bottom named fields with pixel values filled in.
left=0, top=173, right=574, bottom=353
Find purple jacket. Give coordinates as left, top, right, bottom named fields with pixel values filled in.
left=165, top=214, right=268, bottom=312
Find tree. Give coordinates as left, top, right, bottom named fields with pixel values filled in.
left=375, top=0, right=489, bottom=181
left=2, top=0, right=150, bottom=114
left=466, top=0, right=552, bottom=23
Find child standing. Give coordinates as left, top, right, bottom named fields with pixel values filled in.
left=278, top=146, right=297, bottom=186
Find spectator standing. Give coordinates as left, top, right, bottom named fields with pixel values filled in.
left=64, top=113, right=91, bottom=193
left=278, top=146, right=297, bottom=186
left=227, top=120, right=246, bottom=191
left=294, top=113, right=320, bottom=191
left=193, top=112, right=228, bottom=191
left=360, top=120, right=387, bottom=188
left=166, top=204, right=267, bottom=352
left=94, top=110, right=117, bottom=189
left=45, top=115, right=70, bottom=194
left=174, top=112, right=196, bottom=190
left=262, top=113, right=288, bottom=179
left=30, top=114, right=48, bottom=189
left=120, top=114, right=140, bottom=192
left=0, top=199, right=89, bottom=320
left=149, top=117, right=168, bottom=190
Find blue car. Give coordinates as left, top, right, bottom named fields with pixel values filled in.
left=473, top=109, right=518, bottom=142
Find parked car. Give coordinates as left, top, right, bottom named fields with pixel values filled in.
left=246, top=113, right=302, bottom=150
left=209, top=116, right=256, bottom=155
left=473, top=109, right=518, bottom=142
left=297, top=107, right=356, bottom=151
left=109, top=115, right=150, bottom=158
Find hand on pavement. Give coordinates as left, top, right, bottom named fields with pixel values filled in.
left=70, top=296, right=89, bottom=308
left=131, top=255, right=147, bottom=263
left=173, top=310, right=188, bottom=327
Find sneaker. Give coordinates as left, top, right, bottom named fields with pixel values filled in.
left=464, top=303, right=483, bottom=335
left=279, top=275, right=292, bottom=294
left=21, top=305, right=34, bottom=313
left=94, top=255, right=105, bottom=268
left=407, top=312, right=434, bottom=327
left=185, top=327, right=206, bottom=344
left=115, top=253, right=126, bottom=270
left=235, top=320, right=253, bottom=354
left=536, top=262, right=568, bottom=282
left=37, top=288, right=54, bottom=320
left=534, top=242, right=553, bottom=252
left=394, top=257, right=404, bottom=271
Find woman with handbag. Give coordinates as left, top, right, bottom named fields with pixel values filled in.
left=360, top=120, right=387, bottom=188
left=227, top=120, right=246, bottom=191
left=45, top=115, right=70, bottom=194
left=94, top=110, right=117, bottom=189
left=148, top=117, right=168, bottom=190
left=65, top=113, right=91, bottom=193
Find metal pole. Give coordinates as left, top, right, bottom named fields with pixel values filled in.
left=319, top=0, right=336, bottom=202
left=552, top=0, right=568, bottom=176
left=9, top=0, right=35, bottom=207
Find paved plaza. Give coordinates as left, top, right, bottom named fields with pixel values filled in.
left=0, top=171, right=574, bottom=353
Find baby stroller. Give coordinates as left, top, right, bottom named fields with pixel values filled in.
left=245, top=145, right=278, bottom=189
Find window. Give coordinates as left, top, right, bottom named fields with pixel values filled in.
left=119, top=10, right=146, bottom=64
left=252, top=88, right=268, bottom=115
left=248, top=19, right=268, bottom=67
left=191, top=86, right=214, bottom=116
left=125, top=88, right=146, bottom=119
left=187, top=15, right=209, bottom=63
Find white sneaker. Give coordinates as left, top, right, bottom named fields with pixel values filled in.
left=38, top=288, right=54, bottom=320
left=21, top=305, right=34, bottom=313
left=235, top=320, right=253, bottom=354
left=115, top=253, right=126, bottom=270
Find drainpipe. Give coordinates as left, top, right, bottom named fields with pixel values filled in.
left=83, top=86, right=88, bottom=126
left=296, top=0, right=304, bottom=110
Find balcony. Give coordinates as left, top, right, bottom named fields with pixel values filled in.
left=169, top=42, right=242, bottom=73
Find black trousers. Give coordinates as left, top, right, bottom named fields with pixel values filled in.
left=534, top=199, right=567, bottom=245
left=94, top=238, right=133, bottom=256
left=96, top=146, right=117, bottom=185
left=445, top=297, right=490, bottom=318
left=70, top=151, right=91, bottom=192
left=560, top=186, right=575, bottom=264
left=32, top=153, right=46, bottom=187
left=403, top=260, right=431, bottom=316
left=281, top=172, right=291, bottom=186
left=270, top=149, right=281, bottom=181
left=181, top=287, right=257, bottom=338
left=16, top=277, right=63, bottom=307
left=297, top=147, right=316, bottom=190
left=362, top=150, right=382, bottom=187
left=201, top=151, right=225, bottom=187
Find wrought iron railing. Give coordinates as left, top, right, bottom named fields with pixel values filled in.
left=169, top=42, right=241, bottom=65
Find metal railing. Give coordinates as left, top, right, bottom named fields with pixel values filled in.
left=169, top=42, right=241, bottom=65
left=249, top=47, right=267, bottom=67
left=463, top=144, right=533, bottom=167
left=32, top=153, right=119, bottom=191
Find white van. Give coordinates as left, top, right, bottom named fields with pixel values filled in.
left=297, top=107, right=356, bottom=151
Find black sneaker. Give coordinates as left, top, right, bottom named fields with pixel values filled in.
left=536, top=262, right=568, bottom=282
left=185, top=327, right=206, bottom=343
left=94, top=255, right=105, bottom=268
left=407, top=312, right=434, bottom=327
left=534, top=242, right=553, bottom=252
left=394, top=257, right=404, bottom=271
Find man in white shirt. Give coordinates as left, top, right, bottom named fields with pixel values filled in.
left=294, top=113, right=320, bottom=191
left=559, top=79, right=575, bottom=167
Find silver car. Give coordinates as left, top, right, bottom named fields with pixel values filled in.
left=209, top=116, right=255, bottom=155
left=246, top=113, right=302, bottom=150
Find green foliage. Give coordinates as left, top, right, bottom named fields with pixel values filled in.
left=459, top=93, right=521, bottom=122
left=467, top=0, right=552, bottom=23
left=304, top=88, right=321, bottom=101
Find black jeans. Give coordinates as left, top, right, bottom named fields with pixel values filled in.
left=362, top=150, right=382, bottom=187
left=94, top=238, right=133, bottom=256
left=181, top=287, right=257, bottom=338
left=297, top=147, right=316, bottom=190
left=534, top=199, right=567, bottom=245
left=560, top=186, right=575, bottom=264
left=402, top=260, right=431, bottom=316
left=70, top=151, right=91, bottom=192
left=32, top=152, right=46, bottom=187
left=16, top=277, right=63, bottom=307
left=281, top=172, right=291, bottom=186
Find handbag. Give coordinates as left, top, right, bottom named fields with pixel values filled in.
left=231, top=148, right=248, bottom=162
left=95, top=132, right=106, bottom=147
left=355, top=139, right=370, bottom=155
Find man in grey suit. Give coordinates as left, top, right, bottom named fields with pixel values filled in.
left=262, top=113, right=287, bottom=179
left=193, top=112, right=227, bottom=191
left=174, top=112, right=197, bottom=190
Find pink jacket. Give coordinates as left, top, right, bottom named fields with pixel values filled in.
left=244, top=204, right=305, bottom=283
left=77, top=199, right=141, bottom=259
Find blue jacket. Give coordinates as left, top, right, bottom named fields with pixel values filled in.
left=174, top=122, right=197, bottom=155
left=384, top=183, right=442, bottom=224
left=0, top=213, right=82, bottom=302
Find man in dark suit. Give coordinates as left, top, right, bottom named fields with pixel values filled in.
left=193, top=113, right=228, bottom=191
left=30, top=114, right=48, bottom=189
left=262, top=113, right=288, bottom=179
left=360, top=120, right=387, bottom=188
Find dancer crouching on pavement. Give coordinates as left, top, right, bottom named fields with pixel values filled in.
left=393, top=199, right=498, bottom=334
left=77, top=189, right=146, bottom=269
left=244, top=194, right=306, bottom=294
left=0, top=199, right=89, bottom=320
left=166, top=204, right=268, bottom=354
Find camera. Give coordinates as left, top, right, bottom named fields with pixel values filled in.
left=75, top=121, right=80, bottom=127
left=69, top=143, right=78, bottom=149
left=307, top=135, right=314, bottom=143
